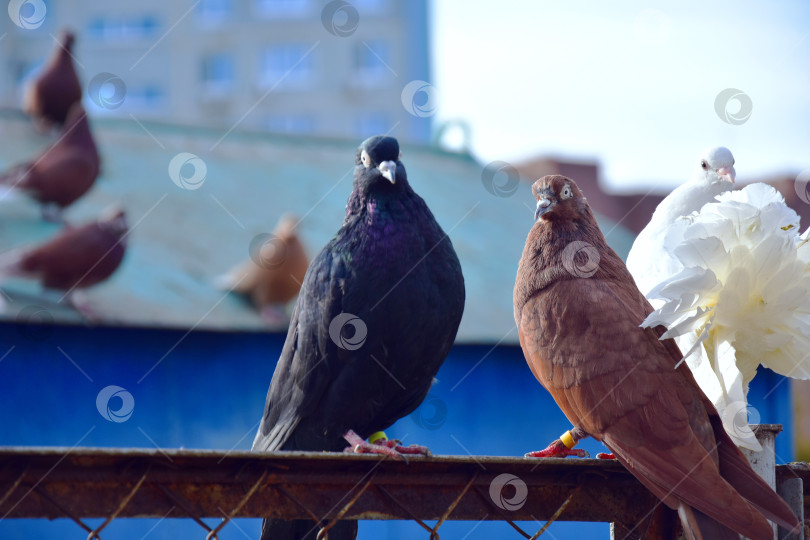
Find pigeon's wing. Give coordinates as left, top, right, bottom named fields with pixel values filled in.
left=517, top=276, right=777, bottom=539
left=26, top=45, right=82, bottom=125
left=0, top=163, right=33, bottom=186
left=626, top=180, right=726, bottom=298
left=20, top=224, right=96, bottom=271
left=214, top=259, right=259, bottom=294
left=22, top=153, right=97, bottom=206
left=20, top=223, right=124, bottom=289
left=260, top=235, right=308, bottom=305
left=252, top=244, right=348, bottom=452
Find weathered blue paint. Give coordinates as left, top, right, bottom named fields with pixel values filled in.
left=0, top=323, right=791, bottom=539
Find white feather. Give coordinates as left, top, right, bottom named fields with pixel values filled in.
left=639, top=181, right=810, bottom=450
left=627, top=146, right=736, bottom=303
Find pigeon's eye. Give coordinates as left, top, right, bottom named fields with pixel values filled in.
left=360, top=151, right=371, bottom=168
left=560, top=185, right=573, bottom=200
left=701, top=160, right=708, bottom=170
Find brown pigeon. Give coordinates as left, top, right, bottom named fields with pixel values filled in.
left=215, top=214, right=309, bottom=324
left=513, top=175, right=799, bottom=540
left=0, top=206, right=127, bottom=316
left=0, top=103, right=100, bottom=221
left=22, top=29, right=83, bottom=127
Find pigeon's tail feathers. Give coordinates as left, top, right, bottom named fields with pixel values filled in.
left=212, top=271, right=239, bottom=291
left=712, top=417, right=800, bottom=531
left=678, top=505, right=742, bottom=540
left=261, top=518, right=357, bottom=540
left=0, top=249, right=25, bottom=280
left=0, top=164, right=30, bottom=187
left=213, top=261, right=254, bottom=293
left=677, top=504, right=699, bottom=540
left=252, top=416, right=301, bottom=453
left=261, top=519, right=313, bottom=540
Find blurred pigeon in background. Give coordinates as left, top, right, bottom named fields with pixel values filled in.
left=0, top=205, right=127, bottom=317
left=252, top=136, right=465, bottom=540
left=215, top=214, right=308, bottom=326
left=641, top=183, right=810, bottom=450
left=626, top=146, right=735, bottom=303
left=22, top=29, right=83, bottom=127
left=514, top=175, right=799, bottom=540
left=0, top=103, right=100, bottom=222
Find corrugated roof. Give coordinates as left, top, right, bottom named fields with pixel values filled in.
left=0, top=111, right=636, bottom=343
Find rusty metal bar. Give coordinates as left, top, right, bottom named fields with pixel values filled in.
left=0, top=446, right=805, bottom=529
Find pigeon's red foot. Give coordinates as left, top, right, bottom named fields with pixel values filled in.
left=525, top=439, right=589, bottom=458
left=343, top=429, right=431, bottom=462
left=596, top=452, right=616, bottom=460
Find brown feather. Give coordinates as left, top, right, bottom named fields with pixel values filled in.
left=0, top=103, right=99, bottom=210
left=514, top=175, right=798, bottom=540
left=23, top=29, right=82, bottom=126
left=223, top=215, right=309, bottom=310
left=15, top=208, right=127, bottom=291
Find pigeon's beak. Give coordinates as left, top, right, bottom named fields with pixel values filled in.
left=378, top=161, right=397, bottom=184
left=535, top=197, right=554, bottom=220
left=717, top=167, right=736, bottom=183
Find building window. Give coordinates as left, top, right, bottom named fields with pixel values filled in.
left=356, top=112, right=390, bottom=137
left=258, top=44, right=315, bottom=90
left=87, top=16, right=159, bottom=40
left=267, top=114, right=315, bottom=134
left=255, top=0, right=313, bottom=18
left=353, top=40, right=393, bottom=87
left=198, top=0, right=232, bottom=23
left=352, top=0, right=387, bottom=13
left=85, top=85, right=166, bottom=115
left=201, top=53, right=235, bottom=96
left=126, top=86, right=167, bottom=111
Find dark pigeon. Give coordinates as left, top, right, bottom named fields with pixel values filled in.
left=0, top=206, right=127, bottom=317
left=23, top=29, right=83, bottom=127
left=252, top=136, right=465, bottom=540
left=0, top=103, right=100, bottom=221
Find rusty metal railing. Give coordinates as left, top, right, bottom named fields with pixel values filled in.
left=0, top=447, right=807, bottom=539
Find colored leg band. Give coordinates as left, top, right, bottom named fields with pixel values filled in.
left=369, top=431, right=387, bottom=445
left=560, top=430, right=575, bottom=449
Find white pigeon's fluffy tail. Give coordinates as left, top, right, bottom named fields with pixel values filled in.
left=642, top=183, right=810, bottom=448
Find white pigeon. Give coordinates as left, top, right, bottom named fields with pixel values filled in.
left=626, top=146, right=736, bottom=304
left=638, top=180, right=810, bottom=451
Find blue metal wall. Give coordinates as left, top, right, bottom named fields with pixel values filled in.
left=0, top=322, right=792, bottom=539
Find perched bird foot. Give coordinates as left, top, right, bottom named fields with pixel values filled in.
left=596, top=452, right=616, bottom=460
left=374, top=436, right=433, bottom=456
left=525, top=439, right=589, bottom=458
left=342, top=429, right=431, bottom=462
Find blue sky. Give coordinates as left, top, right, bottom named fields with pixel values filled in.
left=431, top=0, right=810, bottom=190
